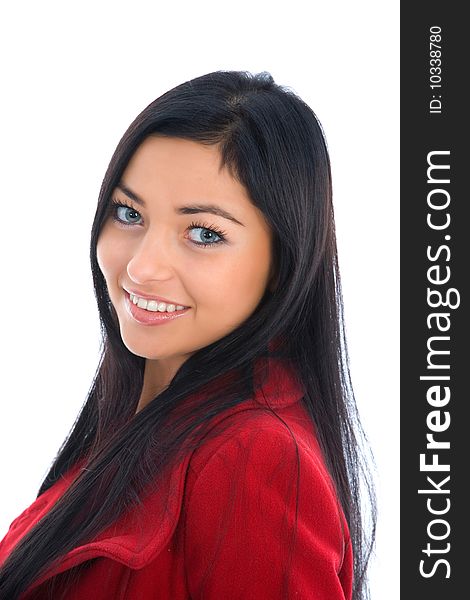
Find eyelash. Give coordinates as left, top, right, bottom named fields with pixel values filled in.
left=108, top=198, right=228, bottom=248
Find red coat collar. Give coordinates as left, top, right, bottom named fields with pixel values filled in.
left=4, top=354, right=305, bottom=593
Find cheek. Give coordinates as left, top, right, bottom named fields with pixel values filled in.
left=191, top=241, right=271, bottom=314
left=96, top=235, right=111, bottom=279
left=96, top=228, right=125, bottom=283
left=233, top=234, right=272, bottom=297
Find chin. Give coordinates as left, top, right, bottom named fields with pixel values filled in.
left=121, top=342, right=162, bottom=360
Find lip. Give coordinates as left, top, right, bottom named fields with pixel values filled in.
left=124, top=288, right=190, bottom=308
left=124, top=291, right=191, bottom=326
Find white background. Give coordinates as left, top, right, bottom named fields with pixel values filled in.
left=0, top=2, right=399, bottom=597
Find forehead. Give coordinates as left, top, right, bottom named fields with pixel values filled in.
left=121, top=135, right=245, bottom=201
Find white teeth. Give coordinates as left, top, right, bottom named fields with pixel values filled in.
left=129, top=293, right=187, bottom=313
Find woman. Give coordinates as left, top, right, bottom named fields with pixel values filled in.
left=0, top=70, right=375, bottom=599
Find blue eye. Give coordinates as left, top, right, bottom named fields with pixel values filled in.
left=187, top=221, right=227, bottom=248
left=110, top=200, right=142, bottom=225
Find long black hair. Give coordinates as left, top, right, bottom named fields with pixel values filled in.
left=0, top=69, right=376, bottom=599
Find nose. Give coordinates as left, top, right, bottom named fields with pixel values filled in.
left=126, top=231, right=175, bottom=285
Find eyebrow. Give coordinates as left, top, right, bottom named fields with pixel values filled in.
left=116, top=181, right=245, bottom=227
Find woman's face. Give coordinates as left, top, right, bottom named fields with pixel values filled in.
left=97, top=135, right=273, bottom=380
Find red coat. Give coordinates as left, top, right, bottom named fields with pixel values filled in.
left=0, top=357, right=353, bottom=599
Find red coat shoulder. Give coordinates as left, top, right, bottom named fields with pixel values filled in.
left=181, top=409, right=353, bottom=599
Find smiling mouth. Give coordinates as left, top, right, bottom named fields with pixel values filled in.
left=128, top=292, right=189, bottom=313
left=124, top=292, right=191, bottom=326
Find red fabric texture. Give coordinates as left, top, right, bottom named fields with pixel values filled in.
left=0, top=355, right=353, bottom=599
